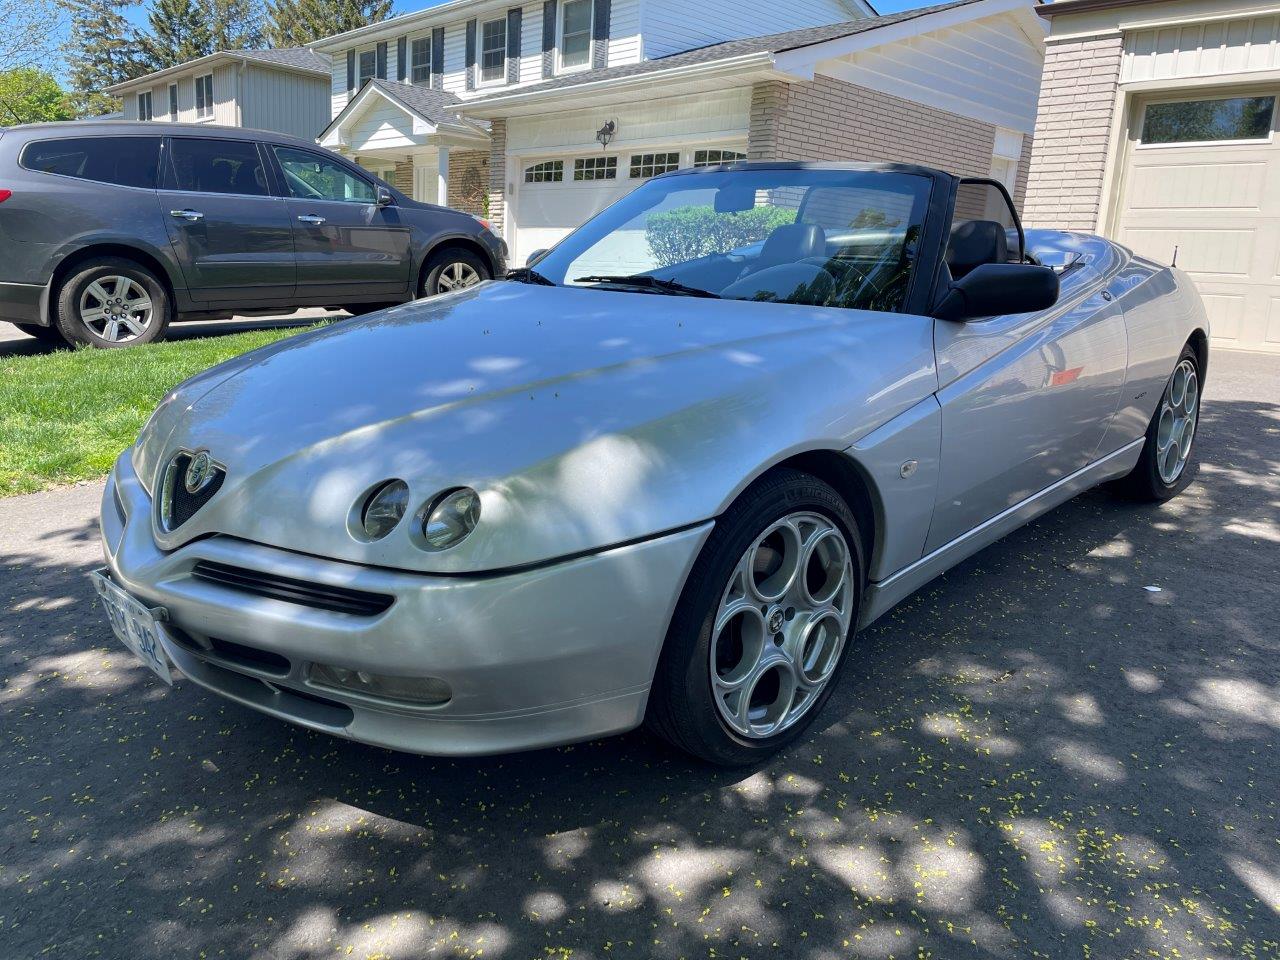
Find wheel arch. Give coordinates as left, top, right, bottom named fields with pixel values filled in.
left=49, top=243, right=179, bottom=323
left=1187, top=327, right=1209, bottom=383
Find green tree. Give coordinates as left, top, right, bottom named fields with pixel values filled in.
left=59, top=0, right=143, bottom=117
left=1, top=0, right=65, bottom=71
left=267, top=0, right=393, bottom=48
left=138, top=0, right=214, bottom=70
left=0, top=68, right=74, bottom=124
left=209, top=0, right=266, bottom=52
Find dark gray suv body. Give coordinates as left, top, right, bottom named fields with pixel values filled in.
left=0, top=121, right=506, bottom=347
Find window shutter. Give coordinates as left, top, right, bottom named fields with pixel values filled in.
left=376, top=41, right=388, bottom=79
left=506, top=8, right=522, bottom=85
left=541, top=0, right=557, bottom=79
left=432, top=27, right=445, bottom=89
left=591, top=0, right=611, bottom=68
left=397, top=36, right=407, bottom=81
left=346, top=49, right=355, bottom=93
left=465, top=19, right=477, bottom=91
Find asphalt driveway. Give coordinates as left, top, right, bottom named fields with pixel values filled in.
left=1, top=351, right=1277, bottom=960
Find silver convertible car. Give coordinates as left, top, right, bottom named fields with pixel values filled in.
left=95, top=163, right=1208, bottom=765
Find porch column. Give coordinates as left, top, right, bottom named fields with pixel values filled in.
left=437, top=147, right=450, bottom=208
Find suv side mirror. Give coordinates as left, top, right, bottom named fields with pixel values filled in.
left=526, top=248, right=548, bottom=266
left=376, top=186, right=394, bottom=208
left=933, top=263, right=1060, bottom=322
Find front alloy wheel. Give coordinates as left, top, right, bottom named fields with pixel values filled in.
left=436, top=261, right=483, bottom=293
left=1155, top=358, right=1198, bottom=486
left=711, top=513, right=855, bottom=739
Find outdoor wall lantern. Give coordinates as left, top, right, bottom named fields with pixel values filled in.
left=595, top=120, right=618, bottom=149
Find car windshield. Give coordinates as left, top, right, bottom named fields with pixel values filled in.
left=529, top=168, right=933, bottom=312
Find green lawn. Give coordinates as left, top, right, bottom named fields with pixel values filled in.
left=0, top=324, right=326, bottom=497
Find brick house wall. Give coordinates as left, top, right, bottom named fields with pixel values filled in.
left=746, top=76, right=1021, bottom=214
left=392, top=159, right=414, bottom=196
left=1022, top=33, right=1125, bottom=231
left=447, top=150, right=489, bottom=217
left=488, top=119, right=508, bottom=233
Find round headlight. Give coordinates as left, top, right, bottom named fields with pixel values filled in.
left=360, top=480, right=409, bottom=540
left=421, top=487, right=481, bottom=551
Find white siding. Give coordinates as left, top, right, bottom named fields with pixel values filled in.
left=641, top=0, right=857, bottom=59
left=1123, top=12, right=1280, bottom=83
left=609, top=0, right=642, bottom=66
left=347, top=97, right=420, bottom=150
left=241, top=64, right=329, bottom=140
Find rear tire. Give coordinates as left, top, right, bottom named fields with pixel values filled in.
left=55, top=257, right=171, bottom=348
left=12, top=323, right=68, bottom=346
left=420, top=247, right=490, bottom=297
left=646, top=468, right=864, bottom=766
left=1113, top=344, right=1201, bottom=502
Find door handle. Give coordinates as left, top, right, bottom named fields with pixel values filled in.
left=169, top=209, right=204, bottom=222
left=297, top=214, right=327, bottom=225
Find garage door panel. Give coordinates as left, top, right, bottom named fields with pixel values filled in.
left=1120, top=227, right=1256, bottom=278
left=1198, top=292, right=1247, bottom=342
left=1125, top=160, right=1267, bottom=211
left=1266, top=297, right=1280, bottom=344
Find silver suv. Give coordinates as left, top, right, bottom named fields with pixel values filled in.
left=0, top=122, right=506, bottom=347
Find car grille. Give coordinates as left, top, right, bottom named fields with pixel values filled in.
left=191, top=560, right=395, bottom=617
left=159, top=451, right=225, bottom=530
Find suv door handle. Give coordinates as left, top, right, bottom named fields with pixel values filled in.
left=297, top=214, right=326, bottom=225
left=169, top=209, right=204, bottom=222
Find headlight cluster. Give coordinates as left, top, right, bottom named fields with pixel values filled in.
left=353, top=480, right=481, bottom=551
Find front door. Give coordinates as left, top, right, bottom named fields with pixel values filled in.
left=270, top=145, right=413, bottom=298
left=158, top=136, right=296, bottom=303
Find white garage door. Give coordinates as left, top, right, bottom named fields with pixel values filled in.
left=1117, top=90, right=1280, bottom=353
left=512, top=147, right=746, bottom=268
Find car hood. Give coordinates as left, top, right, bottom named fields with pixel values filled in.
left=135, top=281, right=936, bottom=572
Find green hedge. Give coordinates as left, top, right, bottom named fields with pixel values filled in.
left=646, top=204, right=798, bottom=267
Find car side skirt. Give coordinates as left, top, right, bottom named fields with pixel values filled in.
left=859, top=437, right=1145, bottom=629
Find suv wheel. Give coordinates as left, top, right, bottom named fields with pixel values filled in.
left=420, top=248, right=490, bottom=297
left=55, top=257, right=171, bottom=348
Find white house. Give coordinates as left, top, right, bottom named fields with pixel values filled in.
left=312, top=0, right=1047, bottom=265
left=1026, top=0, right=1280, bottom=353
left=106, top=48, right=332, bottom=142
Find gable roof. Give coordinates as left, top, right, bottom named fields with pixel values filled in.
left=462, top=0, right=987, bottom=105
left=104, top=47, right=330, bottom=94
left=318, top=78, right=490, bottom=145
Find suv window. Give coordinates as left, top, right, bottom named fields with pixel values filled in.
left=21, top=136, right=162, bottom=189
left=273, top=147, right=376, bottom=203
left=169, top=138, right=269, bottom=196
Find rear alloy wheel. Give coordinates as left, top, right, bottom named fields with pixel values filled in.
left=420, top=248, right=490, bottom=297
left=55, top=257, right=171, bottom=348
left=1113, top=344, right=1201, bottom=501
left=647, top=468, right=865, bottom=766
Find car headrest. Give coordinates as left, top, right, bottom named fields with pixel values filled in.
left=759, top=223, right=827, bottom=267
left=948, top=220, right=1008, bottom=279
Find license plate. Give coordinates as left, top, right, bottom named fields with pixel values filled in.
left=91, top=569, right=173, bottom=685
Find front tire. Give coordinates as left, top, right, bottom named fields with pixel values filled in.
left=55, top=257, right=171, bottom=348
left=420, top=247, right=490, bottom=297
left=647, top=468, right=864, bottom=766
left=1113, top=344, right=1201, bottom=501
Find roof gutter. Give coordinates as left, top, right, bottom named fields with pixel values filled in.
left=1036, top=0, right=1149, bottom=17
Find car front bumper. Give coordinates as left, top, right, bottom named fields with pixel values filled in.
left=100, top=451, right=711, bottom=755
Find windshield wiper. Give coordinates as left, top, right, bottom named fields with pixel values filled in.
left=574, top=274, right=721, bottom=299
left=506, top=267, right=556, bottom=286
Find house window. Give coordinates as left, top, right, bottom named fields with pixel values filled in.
left=195, top=73, right=214, bottom=118
left=559, top=0, right=593, bottom=71
left=411, top=36, right=432, bottom=84
left=136, top=91, right=153, bottom=121
left=573, top=156, right=616, bottom=181
left=629, top=152, right=679, bottom=178
left=168, top=83, right=178, bottom=118
left=693, top=149, right=746, bottom=167
left=525, top=160, right=564, bottom=183
left=480, top=17, right=506, bottom=84
left=358, top=48, right=377, bottom=87
left=1141, top=96, right=1275, bottom=145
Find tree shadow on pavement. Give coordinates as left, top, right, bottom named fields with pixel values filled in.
left=1, top=397, right=1277, bottom=959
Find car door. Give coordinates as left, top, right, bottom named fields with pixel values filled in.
left=268, top=145, right=413, bottom=298
left=925, top=261, right=1129, bottom=552
left=157, top=136, right=296, bottom=303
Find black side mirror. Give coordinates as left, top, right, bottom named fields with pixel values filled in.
left=376, top=186, right=394, bottom=208
left=933, top=263, right=1060, bottom=322
left=526, top=248, right=548, bottom=266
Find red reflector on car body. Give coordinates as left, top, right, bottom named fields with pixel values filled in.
left=0, top=189, right=12, bottom=203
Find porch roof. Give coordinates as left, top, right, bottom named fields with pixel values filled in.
left=319, top=79, right=490, bottom=150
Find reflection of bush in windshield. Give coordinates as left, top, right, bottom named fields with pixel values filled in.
left=646, top=205, right=798, bottom=267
